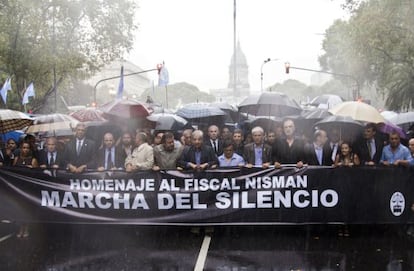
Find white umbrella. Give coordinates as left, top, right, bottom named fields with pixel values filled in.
left=329, top=101, right=385, bottom=124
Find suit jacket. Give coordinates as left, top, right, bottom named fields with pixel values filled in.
left=178, top=145, right=218, bottom=169
left=93, top=146, right=126, bottom=169
left=204, top=139, right=223, bottom=156
left=243, top=143, right=272, bottom=165
left=64, top=138, right=97, bottom=168
left=273, top=137, right=305, bottom=164
left=303, top=143, right=332, bottom=166
left=38, top=150, right=65, bottom=168
left=354, top=136, right=384, bottom=165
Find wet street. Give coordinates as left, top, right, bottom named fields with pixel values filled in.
left=1, top=222, right=414, bottom=270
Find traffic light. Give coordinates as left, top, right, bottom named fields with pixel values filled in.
left=285, top=62, right=290, bottom=74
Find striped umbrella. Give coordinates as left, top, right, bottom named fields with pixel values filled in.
left=0, top=109, right=33, bottom=134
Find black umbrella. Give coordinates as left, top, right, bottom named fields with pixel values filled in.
left=210, top=102, right=239, bottom=124
left=314, top=115, right=363, bottom=142
left=238, top=91, right=302, bottom=117
left=147, top=113, right=189, bottom=131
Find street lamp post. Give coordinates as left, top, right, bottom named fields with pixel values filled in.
left=284, top=62, right=360, bottom=100
left=260, top=58, right=279, bottom=91
left=93, top=68, right=158, bottom=105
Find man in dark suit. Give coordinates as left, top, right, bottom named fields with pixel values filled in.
left=243, top=126, right=272, bottom=168
left=64, top=123, right=96, bottom=173
left=178, top=130, right=218, bottom=170
left=273, top=118, right=305, bottom=168
left=39, top=137, right=65, bottom=169
left=354, top=123, right=384, bottom=165
left=303, top=129, right=332, bottom=166
left=94, top=132, right=126, bottom=171
left=204, top=125, right=223, bottom=156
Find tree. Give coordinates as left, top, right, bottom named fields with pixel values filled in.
left=140, top=82, right=216, bottom=110
left=320, top=0, right=414, bottom=110
left=0, top=0, right=137, bottom=112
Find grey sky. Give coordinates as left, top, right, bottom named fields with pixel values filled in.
left=128, top=0, right=348, bottom=93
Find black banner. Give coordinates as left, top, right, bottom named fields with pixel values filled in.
left=0, top=166, right=413, bottom=225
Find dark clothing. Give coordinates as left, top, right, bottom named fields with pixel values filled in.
left=353, top=136, right=384, bottom=165
left=93, top=146, right=126, bottom=169
left=13, top=156, right=35, bottom=167
left=273, top=137, right=305, bottom=164
left=303, top=143, right=332, bottom=166
left=0, top=149, right=13, bottom=166
left=243, top=143, right=273, bottom=165
left=233, top=143, right=244, bottom=156
left=177, top=145, right=218, bottom=169
left=204, top=139, right=223, bottom=156
left=64, top=138, right=96, bottom=168
left=38, top=150, right=65, bottom=168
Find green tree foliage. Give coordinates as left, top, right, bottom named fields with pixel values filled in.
left=320, top=0, right=414, bottom=111
left=140, top=82, right=216, bottom=110
left=0, top=0, right=137, bottom=112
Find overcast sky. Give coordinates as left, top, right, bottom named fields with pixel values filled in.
left=128, top=0, right=348, bottom=94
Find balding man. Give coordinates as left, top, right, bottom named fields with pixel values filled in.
left=205, top=125, right=223, bottom=156
left=178, top=130, right=218, bottom=170
left=94, top=132, right=126, bottom=171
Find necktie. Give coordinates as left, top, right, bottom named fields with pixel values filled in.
left=213, top=140, right=217, bottom=154
left=331, top=143, right=337, bottom=162
left=77, top=140, right=82, bottom=156
left=50, top=153, right=55, bottom=165
left=106, top=149, right=113, bottom=169
left=367, top=140, right=372, bottom=159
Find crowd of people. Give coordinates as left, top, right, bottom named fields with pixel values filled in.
left=1, top=118, right=413, bottom=173
left=2, top=119, right=414, bottom=239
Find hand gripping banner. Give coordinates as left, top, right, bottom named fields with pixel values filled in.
left=0, top=166, right=413, bottom=225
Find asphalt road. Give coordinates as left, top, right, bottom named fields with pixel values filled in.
left=0, top=222, right=414, bottom=270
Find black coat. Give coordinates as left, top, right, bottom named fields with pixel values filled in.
left=93, top=146, right=126, bottom=169
left=204, top=139, right=223, bottom=156
left=64, top=138, right=97, bottom=168
left=353, top=136, right=384, bottom=165
left=273, top=137, right=305, bottom=164
left=178, top=145, right=218, bottom=169
left=303, top=143, right=332, bottom=166
left=38, top=150, right=65, bottom=168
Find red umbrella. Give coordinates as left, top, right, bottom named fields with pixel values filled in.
left=70, top=108, right=107, bottom=126
left=99, top=99, right=152, bottom=119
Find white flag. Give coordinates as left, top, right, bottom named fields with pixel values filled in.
left=22, top=82, right=35, bottom=105
left=158, top=64, right=169, bottom=87
left=0, top=77, right=12, bottom=103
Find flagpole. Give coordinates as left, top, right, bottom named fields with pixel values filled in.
left=165, top=86, right=168, bottom=109
left=23, top=80, right=27, bottom=113
left=93, top=68, right=158, bottom=105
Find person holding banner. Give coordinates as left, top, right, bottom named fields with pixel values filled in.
left=95, top=132, right=126, bottom=171
left=39, top=137, right=65, bottom=169
left=303, top=129, right=332, bottom=166
left=177, top=130, right=218, bottom=171
left=125, top=132, right=154, bottom=172
left=64, top=123, right=96, bottom=173
left=13, top=141, right=38, bottom=168
left=243, top=126, right=272, bottom=168
left=273, top=119, right=305, bottom=168
left=153, top=132, right=183, bottom=170
left=218, top=139, right=245, bottom=167
left=380, top=131, right=412, bottom=167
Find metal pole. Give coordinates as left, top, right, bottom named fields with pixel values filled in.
left=287, top=65, right=360, bottom=100
left=93, top=68, right=158, bottom=104
left=260, top=58, right=278, bottom=91
left=233, top=0, right=237, bottom=96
